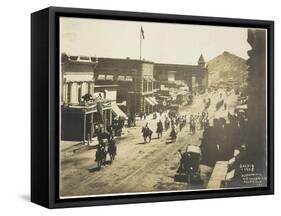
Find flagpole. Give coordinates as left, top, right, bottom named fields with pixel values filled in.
left=140, top=26, right=142, bottom=60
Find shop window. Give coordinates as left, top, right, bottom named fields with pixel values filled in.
left=143, top=79, right=147, bottom=92
left=149, top=80, right=153, bottom=91
left=67, top=83, right=71, bottom=103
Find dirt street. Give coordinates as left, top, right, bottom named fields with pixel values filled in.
left=60, top=90, right=238, bottom=197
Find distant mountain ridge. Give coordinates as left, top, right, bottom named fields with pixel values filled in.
left=207, top=51, right=248, bottom=88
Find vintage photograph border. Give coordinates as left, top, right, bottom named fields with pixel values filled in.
left=45, top=7, right=273, bottom=208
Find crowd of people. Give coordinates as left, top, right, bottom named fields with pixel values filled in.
left=94, top=119, right=123, bottom=170
left=141, top=112, right=189, bottom=144
left=189, top=111, right=209, bottom=134
left=95, top=88, right=243, bottom=172
left=95, top=135, right=117, bottom=169
left=200, top=111, right=248, bottom=167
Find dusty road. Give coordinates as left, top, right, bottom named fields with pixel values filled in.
left=60, top=90, right=238, bottom=197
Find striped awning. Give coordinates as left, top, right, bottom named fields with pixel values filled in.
left=111, top=102, right=127, bottom=119
left=145, top=97, right=155, bottom=106
left=149, top=97, right=159, bottom=105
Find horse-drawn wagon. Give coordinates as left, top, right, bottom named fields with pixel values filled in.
left=175, top=145, right=202, bottom=186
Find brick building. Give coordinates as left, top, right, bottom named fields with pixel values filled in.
left=94, top=58, right=159, bottom=116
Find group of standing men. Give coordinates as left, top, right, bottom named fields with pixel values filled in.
left=141, top=113, right=188, bottom=144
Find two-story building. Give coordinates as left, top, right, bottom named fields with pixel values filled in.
left=60, top=54, right=126, bottom=143
left=94, top=58, right=159, bottom=116
left=154, top=54, right=208, bottom=94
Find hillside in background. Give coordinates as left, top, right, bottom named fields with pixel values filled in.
left=207, top=51, right=248, bottom=89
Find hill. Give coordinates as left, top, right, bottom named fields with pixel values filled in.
left=207, top=51, right=248, bottom=89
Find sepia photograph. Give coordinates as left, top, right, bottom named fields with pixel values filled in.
left=59, top=17, right=268, bottom=198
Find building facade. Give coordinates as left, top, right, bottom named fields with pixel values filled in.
left=94, top=58, right=159, bottom=116
left=60, top=54, right=209, bottom=141
left=154, top=54, right=208, bottom=93
left=60, top=54, right=126, bottom=142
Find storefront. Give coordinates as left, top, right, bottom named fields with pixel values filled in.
left=144, top=96, right=159, bottom=114
left=111, top=102, right=127, bottom=120
left=61, top=99, right=128, bottom=142
left=61, top=101, right=114, bottom=143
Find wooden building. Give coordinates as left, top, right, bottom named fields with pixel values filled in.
left=60, top=54, right=126, bottom=142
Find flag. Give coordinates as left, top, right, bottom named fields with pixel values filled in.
left=141, top=26, right=145, bottom=39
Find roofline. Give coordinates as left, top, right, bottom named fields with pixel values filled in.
left=94, top=84, right=119, bottom=88
left=64, top=60, right=98, bottom=65
left=154, top=63, right=200, bottom=68
left=98, top=57, right=154, bottom=64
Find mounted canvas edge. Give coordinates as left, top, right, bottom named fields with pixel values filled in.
left=49, top=187, right=273, bottom=209
left=34, top=6, right=275, bottom=28
left=267, top=19, right=274, bottom=198
left=31, top=8, right=52, bottom=208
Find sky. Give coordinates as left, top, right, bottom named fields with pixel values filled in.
left=60, top=17, right=253, bottom=65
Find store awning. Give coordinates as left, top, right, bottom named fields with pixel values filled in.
left=111, top=102, right=127, bottom=119
left=145, top=97, right=155, bottom=106
left=149, top=97, right=159, bottom=105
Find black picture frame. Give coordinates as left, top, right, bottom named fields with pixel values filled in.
left=31, top=6, right=274, bottom=208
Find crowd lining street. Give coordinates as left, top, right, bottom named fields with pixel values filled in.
left=60, top=89, right=238, bottom=197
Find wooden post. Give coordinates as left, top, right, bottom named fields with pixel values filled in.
left=104, top=110, right=107, bottom=132
left=110, top=109, right=112, bottom=125
left=83, top=113, right=86, bottom=144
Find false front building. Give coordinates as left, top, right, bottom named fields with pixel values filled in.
left=60, top=54, right=126, bottom=142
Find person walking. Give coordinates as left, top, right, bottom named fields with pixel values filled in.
left=170, top=125, right=177, bottom=141
left=156, top=120, right=163, bottom=138
left=142, top=123, right=152, bottom=143
left=165, top=117, right=170, bottom=131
